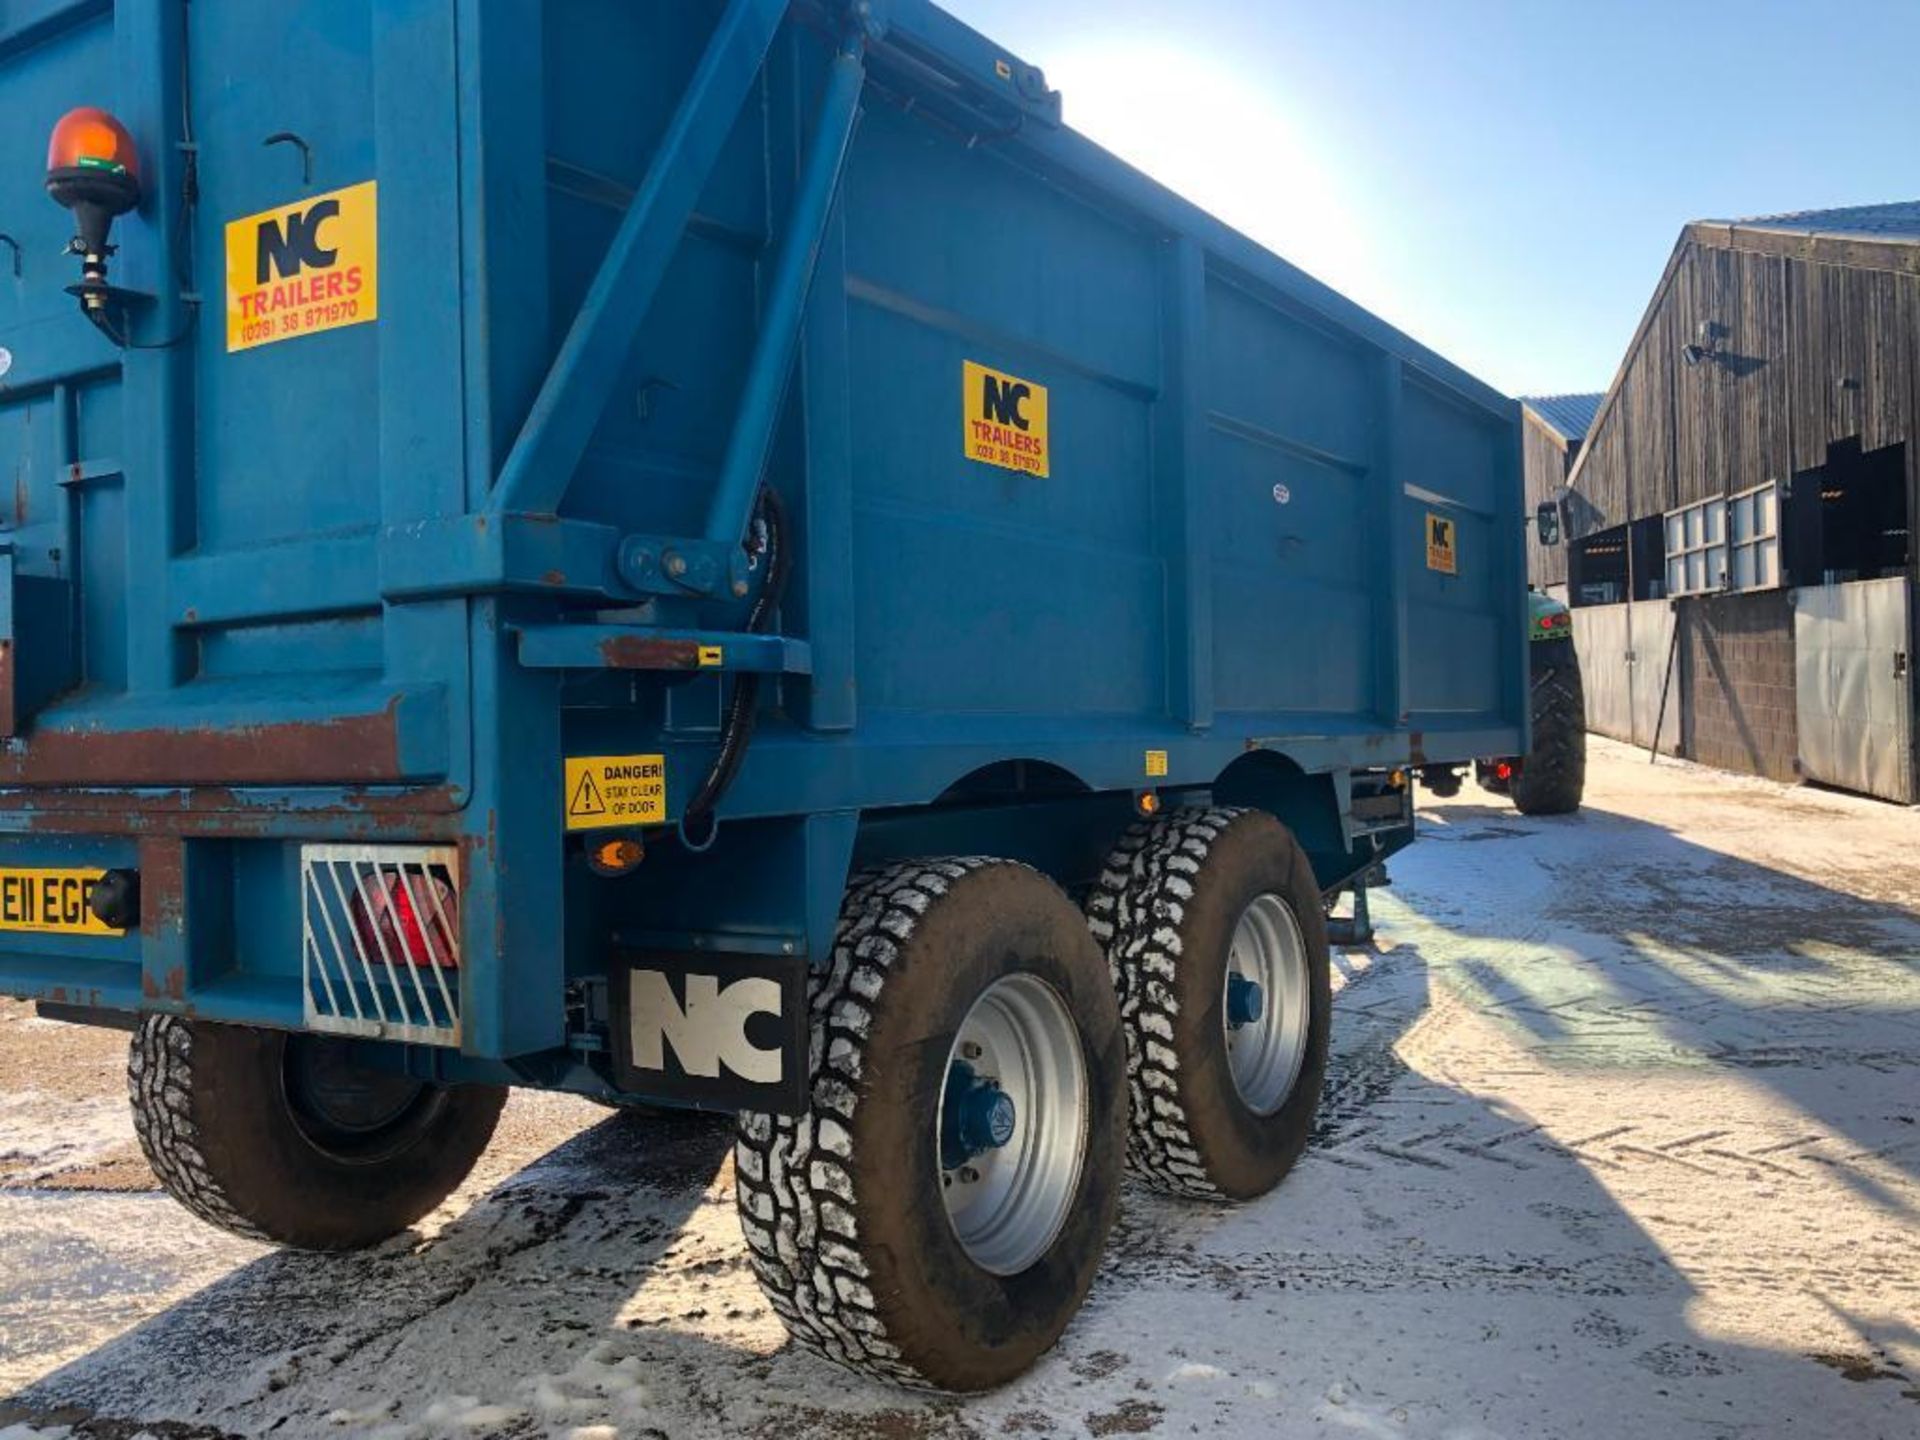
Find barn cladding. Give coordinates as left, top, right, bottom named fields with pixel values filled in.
left=1520, top=392, right=1603, bottom=590
left=1526, top=201, right=1920, bottom=802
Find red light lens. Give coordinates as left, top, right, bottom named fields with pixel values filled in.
left=47, top=106, right=139, bottom=180
left=352, top=872, right=458, bottom=968
left=1495, top=761, right=1515, bottom=781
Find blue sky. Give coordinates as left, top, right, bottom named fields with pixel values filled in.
left=941, top=0, right=1920, bottom=399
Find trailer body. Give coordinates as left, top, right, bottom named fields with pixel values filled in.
left=0, top=0, right=1524, bottom=1112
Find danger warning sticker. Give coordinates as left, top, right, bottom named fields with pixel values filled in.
left=226, top=180, right=378, bottom=353
left=1426, top=513, right=1458, bottom=575
left=564, top=754, right=667, bottom=832
left=963, top=360, right=1049, bottom=477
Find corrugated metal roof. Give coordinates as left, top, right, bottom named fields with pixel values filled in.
left=1725, top=200, right=1920, bottom=242
left=1521, top=393, right=1604, bottom=443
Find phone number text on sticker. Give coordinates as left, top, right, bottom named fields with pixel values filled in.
left=226, top=180, right=379, bottom=352
left=0, top=868, right=124, bottom=936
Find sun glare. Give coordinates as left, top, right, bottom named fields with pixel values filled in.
left=1045, top=41, right=1385, bottom=310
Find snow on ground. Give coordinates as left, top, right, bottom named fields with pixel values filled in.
left=0, top=738, right=1917, bottom=1438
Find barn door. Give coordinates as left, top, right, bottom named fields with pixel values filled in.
left=1629, top=600, right=1678, bottom=754
left=1794, top=579, right=1915, bottom=803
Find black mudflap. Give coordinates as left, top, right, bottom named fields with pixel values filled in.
left=609, top=949, right=810, bottom=1115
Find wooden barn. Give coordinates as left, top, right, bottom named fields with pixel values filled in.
left=1533, top=201, right=1920, bottom=801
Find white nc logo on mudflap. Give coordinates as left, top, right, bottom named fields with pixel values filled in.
left=629, top=971, right=783, bottom=1083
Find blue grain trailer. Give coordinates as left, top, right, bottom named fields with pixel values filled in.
left=0, top=0, right=1524, bottom=1389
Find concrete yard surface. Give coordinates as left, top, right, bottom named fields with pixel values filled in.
left=0, top=737, right=1916, bottom=1438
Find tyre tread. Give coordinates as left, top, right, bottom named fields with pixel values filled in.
left=1512, top=655, right=1587, bottom=815
left=735, top=858, right=996, bottom=1388
left=1087, top=807, right=1247, bottom=1200
left=128, top=1015, right=274, bottom=1243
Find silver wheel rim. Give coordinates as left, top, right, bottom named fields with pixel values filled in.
left=937, top=973, right=1088, bottom=1276
left=1223, top=893, right=1312, bottom=1115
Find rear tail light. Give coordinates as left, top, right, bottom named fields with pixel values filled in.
left=351, top=869, right=458, bottom=969
left=303, top=845, right=462, bottom=1047
left=1494, top=761, right=1515, bottom=781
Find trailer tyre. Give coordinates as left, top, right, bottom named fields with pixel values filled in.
left=129, top=1016, right=506, bottom=1250
left=1088, top=808, right=1331, bottom=1201
left=735, top=859, right=1126, bottom=1391
left=1510, top=643, right=1587, bottom=816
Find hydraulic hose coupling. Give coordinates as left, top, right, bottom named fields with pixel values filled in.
left=87, top=868, right=141, bottom=932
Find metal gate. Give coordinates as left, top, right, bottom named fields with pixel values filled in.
left=1793, top=578, right=1915, bottom=804
left=1571, top=600, right=1679, bottom=753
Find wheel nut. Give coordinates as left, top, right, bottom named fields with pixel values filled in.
left=962, top=1042, right=983, bottom=1059
left=959, top=1166, right=980, bottom=1183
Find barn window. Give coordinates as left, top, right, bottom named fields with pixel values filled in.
left=1628, top=514, right=1668, bottom=599
left=1663, top=484, right=1781, bottom=595
left=1570, top=523, right=1629, bottom=605
left=1791, top=438, right=1909, bottom=583
left=1664, top=499, right=1727, bottom=595
left=1727, top=482, right=1780, bottom=590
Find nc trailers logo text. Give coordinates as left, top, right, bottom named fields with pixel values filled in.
left=225, top=181, right=379, bottom=352
left=963, top=360, right=1050, bottom=477
left=255, top=199, right=342, bottom=285
left=629, top=970, right=785, bottom=1084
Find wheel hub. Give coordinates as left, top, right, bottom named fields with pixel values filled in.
left=941, top=1061, right=1018, bottom=1169
left=282, top=1035, right=441, bottom=1163
left=1225, top=972, right=1265, bottom=1029
left=936, top=973, right=1087, bottom=1276
left=1222, top=892, right=1312, bottom=1115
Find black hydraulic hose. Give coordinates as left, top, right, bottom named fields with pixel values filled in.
left=681, top=486, right=791, bottom=846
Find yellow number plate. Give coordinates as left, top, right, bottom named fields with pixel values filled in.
left=0, top=868, right=124, bottom=936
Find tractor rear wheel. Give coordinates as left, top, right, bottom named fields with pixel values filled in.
left=1511, top=639, right=1587, bottom=815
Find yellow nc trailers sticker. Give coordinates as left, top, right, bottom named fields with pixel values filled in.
left=226, top=181, right=379, bottom=352
left=963, top=360, right=1049, bottom=477
left=1426, top=513, right=1459, bottom=575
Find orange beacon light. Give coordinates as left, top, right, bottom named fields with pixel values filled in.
left=44, top=106, right=143, bottom=319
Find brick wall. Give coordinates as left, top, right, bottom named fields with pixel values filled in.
left=1678, top=590, right=1798, bottom=782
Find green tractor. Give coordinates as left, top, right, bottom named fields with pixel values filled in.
left=1423, top=591, right=1586, bottom=815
